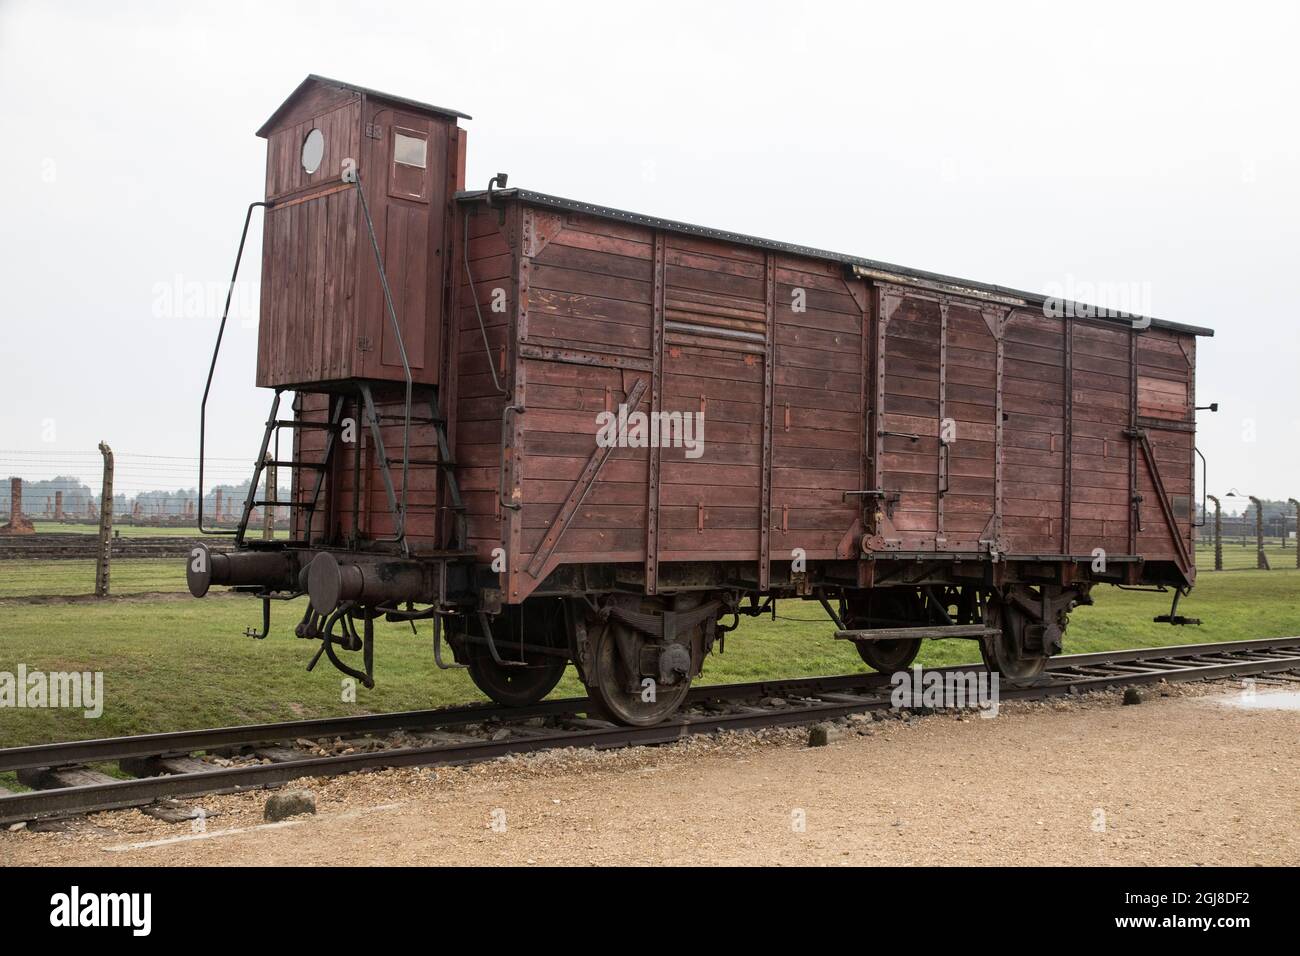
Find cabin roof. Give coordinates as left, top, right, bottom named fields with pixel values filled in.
left=257, top=75, right=471, bottom=137
left=457, top=187, right=1213, bottom=338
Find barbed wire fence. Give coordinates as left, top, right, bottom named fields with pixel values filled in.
left=0, top=448, right=291, bottom=599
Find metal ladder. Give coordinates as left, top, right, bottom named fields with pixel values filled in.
left=233, top=382, right=466, bottom=555
left=234, top=390, right=344, bottom=549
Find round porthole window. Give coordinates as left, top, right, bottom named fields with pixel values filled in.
left=301, top=128, right=324, bottom=174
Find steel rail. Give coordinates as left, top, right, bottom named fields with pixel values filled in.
left=5, top=635, right=1296, bottom=775
left=2, top=637, right=1298, bottom=826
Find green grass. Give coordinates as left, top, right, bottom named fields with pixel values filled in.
left=0, top=568, right=1296, bottom=774
left=0, top=558, right=208, bottom=599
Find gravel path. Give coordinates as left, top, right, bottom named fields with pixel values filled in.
left=3, top=679, right=1297, bottom=866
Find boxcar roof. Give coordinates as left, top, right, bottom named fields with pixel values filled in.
left=457, top=187, right=1213, bottom=338
left=257, top=75, right=471, bottom=137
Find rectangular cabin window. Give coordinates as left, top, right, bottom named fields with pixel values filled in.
left=388, top=126, right=430, bottom=202
left=393, top=131, right=427, bottom=169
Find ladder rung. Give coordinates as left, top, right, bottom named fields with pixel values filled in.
left=272, top=420, right=340, bottom=430
left=386, top=458, right=455, bottom=467
left=253, top=500, right=313, bottom=509
left=375, top=415, right=444, bottom=425
left=264, top=460, right=327, bottom=469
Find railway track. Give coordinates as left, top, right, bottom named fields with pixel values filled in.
left=2, top=636, right=1298, bottom=827
left=0, top=535, right=231, bottom=562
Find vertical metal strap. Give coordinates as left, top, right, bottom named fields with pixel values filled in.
left=645, top=233, right=666, bottom=595
left=759, top=252, right=776, bottom=591
left=1062, top=317, right=1073, bottom=555
left=857, top=283, right=872, bottom=545
left=993, top=311, right=1006, bottom=545
left=1128, top=328, right=1139, bottom=566
left=936, top=300, right=949, bottom=548
left=872, top=292, right=892, bottom=540
left=505, top=205, right=528, bottom=601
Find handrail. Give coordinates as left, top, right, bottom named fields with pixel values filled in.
left=199, top=201, right=269, bottom=536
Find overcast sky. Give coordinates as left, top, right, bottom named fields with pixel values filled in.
left=1, top=0, right=1297, bottom=504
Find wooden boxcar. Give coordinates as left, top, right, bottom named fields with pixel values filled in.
left=189, top=77, right=1212, bottom=724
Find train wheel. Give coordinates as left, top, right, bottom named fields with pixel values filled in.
left=855, top=638, right=922, bottom=672
left=846, top=589, right=924, bottom=673
left=979, top=593, right=1048, bottom=684
left=466, top=644, right=567, bottom=707
left=588, top=619, right=691, bottom=726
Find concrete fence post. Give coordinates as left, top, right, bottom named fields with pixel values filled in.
left=1248, top=495, right=1268, bottom=571
left=94, top=442, right=114, bottom=597
left=1290, top=498, right=1300, bottom=570
left=1206, top=494, right=1222, bottom=571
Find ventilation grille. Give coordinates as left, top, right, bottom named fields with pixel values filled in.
left=664, top=288, right=766, bottom=354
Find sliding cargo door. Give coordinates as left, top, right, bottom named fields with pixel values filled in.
left=874, top=291, right=942, bottom=550
left=871, top=288, right=1001, bottom=553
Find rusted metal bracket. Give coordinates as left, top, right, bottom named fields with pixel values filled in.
left=526, top=377, right=650, bottom=578
left=759, top=252, right=776, bottom=592
left=646, top=234, right=666, bottom=594
left=844, top=489, right=901, bottom=519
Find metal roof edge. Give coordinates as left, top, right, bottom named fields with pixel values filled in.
left=455, top=188, right=1214, bottom=338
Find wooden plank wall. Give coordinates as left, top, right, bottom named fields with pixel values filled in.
left=514, top=211, right=654, bottom=587
left=456, top=209, right=517, bottom=563
left=1002, top=311, right=1066, bottom=553
left=506, top=205, right=870, bottom=598
left=276, top=195, right=1197, bottom=588
left=944, top=304, right=999, bottom=549
left=258, top=101, right=362, bottom=389
left=291, top=389, right=444, bottom=550
left=1135, top=329, right=1196, bottom=563
left=658, top=233, right=766, bottom=564
left=771, top=256, right=863, bottom=562
left=1068, top=322, right=1135, bottom=559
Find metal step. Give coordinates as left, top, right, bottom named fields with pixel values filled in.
left=834, top=624, right=1000, bottom=642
